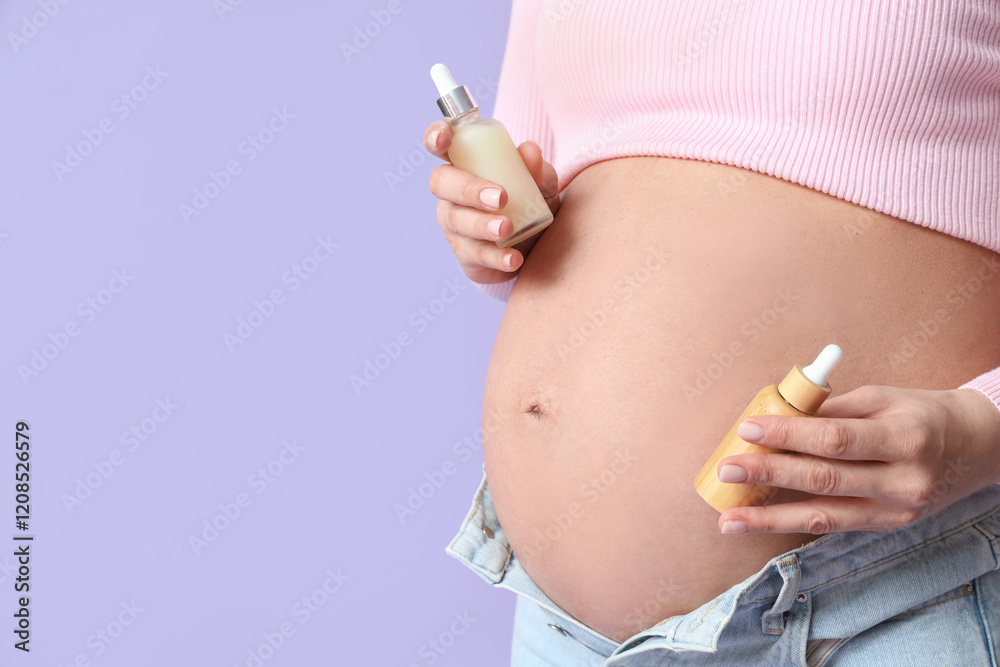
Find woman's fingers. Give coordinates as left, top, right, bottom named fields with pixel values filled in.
left=717, top=452, right=892, bottom=500
left=713, top=386, right=998, bottom=536
left=718, top=496, right=919, bottom=535
left=448, top=233, right=523, bottom=276
left=518, top=140, right=544, bottom=182
left=814, top=385, right=896, bottom=419
left=429, top=164, right=508, bottom=212
left=437, top=200, right=512, bottom=242
left=423, top=121, right=453, bottom=161
left=424, top=122, right=558, bottom=281
left=734, top=414, right=897, bottom=462
left=517, top=141, right=561, bottom=212
left=425, top=124, right=522, bottom=280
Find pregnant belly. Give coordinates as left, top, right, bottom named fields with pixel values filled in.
left=481, top=157, right=1000, bottom=643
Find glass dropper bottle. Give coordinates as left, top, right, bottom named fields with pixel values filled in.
left=431, top=63, right=554, bottom=248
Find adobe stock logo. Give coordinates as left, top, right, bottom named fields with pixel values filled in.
left=407, top=611, right=477, bottom=667
left=213, top=0, right=249, bottom=21
left=62, top=397, right=179, bottom=514
left=17, top=268, right=134, bottom=386
left=56, top=600, right=145, bottom=666
left=51, top=66, right=168, bottom=182
left=223, top=236, right=339, bottom=352
left=339, top=0, right=417, bottom=64
left=188, top=439, right=305, bottom=557
left=230, top=567, right=349, bottom=667
left=350, top=278, right=467, bottom=396
left=179, top=107, right=294, bottom=223
left=8, top=0, right=75, bottom=55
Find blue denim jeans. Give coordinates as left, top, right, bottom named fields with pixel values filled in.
left=447, top=471, right=1000, bottom=665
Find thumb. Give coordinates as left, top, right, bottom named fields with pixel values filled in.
left=517, top=140, right=560, bottom=204
left=518, top=140, right=545, bottom=183
left=814, top=385, right=894, bottom=419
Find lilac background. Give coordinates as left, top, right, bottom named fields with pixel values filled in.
left=0, top=0, right=517, bottom=664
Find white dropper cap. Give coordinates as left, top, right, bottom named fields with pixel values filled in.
left=430, top=63, right=459, bottom=97
left=430, top=63, right=477, bottom=118
left=801, top=344, right=843, bottom=387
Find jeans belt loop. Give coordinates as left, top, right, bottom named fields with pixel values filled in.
left=761, top=554, right=802, bottom=635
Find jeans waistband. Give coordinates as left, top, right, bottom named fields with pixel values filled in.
left=446, top=470, right=622, bottom=657
left=447, top=471, right=1000, bottom=663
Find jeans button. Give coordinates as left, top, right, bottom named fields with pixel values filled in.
left=548, top=623, right=570, bottom=637
left=482, top=524, right=494, bottom=539
left=795, top=593, right=808, bottom=603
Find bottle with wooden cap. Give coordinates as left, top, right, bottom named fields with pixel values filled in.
left=694, top=344, right=844, bottom=513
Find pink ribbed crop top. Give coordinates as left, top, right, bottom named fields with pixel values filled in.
left=467, top=0, right=1000, bottom=410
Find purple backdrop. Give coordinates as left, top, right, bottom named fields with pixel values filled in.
left=0, top=0, right=517, bottom=664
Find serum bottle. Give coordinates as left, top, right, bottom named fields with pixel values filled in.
left=694, top=344, right=844, bottom=513
left=430, top=63, right=554, bottom=248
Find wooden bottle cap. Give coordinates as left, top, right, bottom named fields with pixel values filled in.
left=776, top=364, right=830, bottom=415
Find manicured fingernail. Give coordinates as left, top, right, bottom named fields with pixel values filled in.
left=480, top=188, right=501, bottom=209
left=718, top=464, right=748, bottom=483
left=487, top=218, right=503, bottom=237
left=721, top=520, right=748, bottom=534
left=503, top=253, right=513, bottom=268
left=738, top=421, right=765, bottom=442
left=428, top=130, right=440, bottom=148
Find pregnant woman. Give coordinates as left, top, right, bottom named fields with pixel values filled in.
left=425, top=2, right=1000, bottom=665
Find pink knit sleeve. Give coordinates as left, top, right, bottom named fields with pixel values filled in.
left=471, top=275, right=518, bottom=301
left=469, top=0, right=553, bottom=303
left=959, top=368, right=1000, bottom=418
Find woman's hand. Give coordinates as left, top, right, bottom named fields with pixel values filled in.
left=715, top=385, right=1000, bottom=535
left=423, top=120, right=560, bottom=285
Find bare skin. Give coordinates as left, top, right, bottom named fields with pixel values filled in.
left=425, top=124, right=1000, bottom=642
